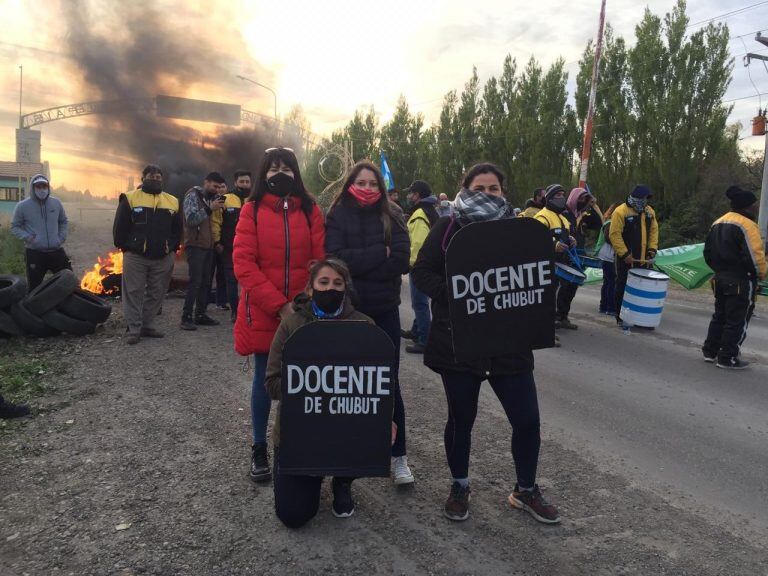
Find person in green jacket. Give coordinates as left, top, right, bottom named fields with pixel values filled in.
left=265, top=258, right=375, bottom=527
left=403, top=180, right=439, bottom=354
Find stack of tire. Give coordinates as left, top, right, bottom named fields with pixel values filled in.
left=0, top=270, right=112, bottom=338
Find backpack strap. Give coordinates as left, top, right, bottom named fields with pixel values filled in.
left=441, top=215, right=457, bottom=253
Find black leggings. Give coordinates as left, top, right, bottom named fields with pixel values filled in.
left=440, top=370, right=541, bottom=488
left=272, top=449, right=353, bottom=529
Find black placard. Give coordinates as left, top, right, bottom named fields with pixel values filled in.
left=279, top=321, right=396, bottom=477
left=445, top=217, right=555, bottom=361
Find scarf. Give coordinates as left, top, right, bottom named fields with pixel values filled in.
left=627, top=196, right=647, bottom=213
left=453, top=188, right=510, bottom=225
left=348, top=185, right=381, bottom=207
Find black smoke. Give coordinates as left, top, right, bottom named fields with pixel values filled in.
left=62, top=1, right=280, bottom=196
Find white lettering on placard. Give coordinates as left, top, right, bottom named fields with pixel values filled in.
left=451, top=260, right=552, bottom=315
left=286, top=366, right=392, bottom=396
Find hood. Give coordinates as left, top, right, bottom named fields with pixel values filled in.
left=566, top=187, right=593, bottom=218
left=417, top=195, right=439, bottom=206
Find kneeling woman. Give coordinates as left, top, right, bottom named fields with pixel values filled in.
left=411, top=162, right=560, bottom=524
left=265, top=258, right=373, bottom=528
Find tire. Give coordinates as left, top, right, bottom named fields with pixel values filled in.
left=41, top=309, right=96, bottom=336
left=24, top=269, right=78, bottom=317
left=0, top=308, right=23, bottom=337
left=57, top=289, right=112, bottom=324
left=0, top=275, right=28, bottom=309
left=10, top=300, right=60, bottom=337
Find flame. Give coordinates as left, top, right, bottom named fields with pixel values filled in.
left=80, top=250, right=124, bottom=295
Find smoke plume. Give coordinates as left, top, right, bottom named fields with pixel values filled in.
left=62, top=1, right=285, bottom=196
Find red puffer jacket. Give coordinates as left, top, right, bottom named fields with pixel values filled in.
left=233, top=194, right=325, bottom=355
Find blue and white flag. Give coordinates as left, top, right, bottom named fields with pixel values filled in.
left=380, top=152, right=395, bottom=191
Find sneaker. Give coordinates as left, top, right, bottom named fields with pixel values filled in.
left=180, top=315, right=197, bottom=331
left=140, top=327, right=165, bottom=338
left=444, top=481, right=471, bottom=521
left=553, top=335, right=561, bottom=348
left=249, top=443, right=271, bottom=482
left=0, top=395, right=31, bottom=419
left=508, top=484, right=560, bottom=524
left=216, top=304, right=230, bottom=311
left=230, top=312, right=237, bottom=324
left=194, top=314, right=220, bottom=326
left=716, top=357, right=750, bottom=370
left=400, top=329, right=416, bottom=341
left=405, top=343, right=426, bottom=354
left=702, top=352, right=716, bottom=363
left=558, top=318, right=578, bottom=330
left=392, top=456, right=415, bottom=485
left=126, top=334, right=141, bottom=345
left=332, top=478, right=355, bottom=517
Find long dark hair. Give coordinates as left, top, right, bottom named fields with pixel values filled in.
left=330, top=160, right=398, bottom=242
left=250, top=147, right=315, bottom=217
left=461, top=162, right=507, bottom=191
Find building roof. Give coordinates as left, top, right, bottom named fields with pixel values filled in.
left=0, top=161, right=45, bottom=179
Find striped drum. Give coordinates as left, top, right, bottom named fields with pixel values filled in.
left=620, top=268, right=670, bottom=328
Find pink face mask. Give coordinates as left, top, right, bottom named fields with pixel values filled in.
left=348, top=185, right=381, bottom=207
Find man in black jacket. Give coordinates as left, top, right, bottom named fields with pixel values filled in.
left=113, top=164, right=182, bottom=345
left=702, top=186, right=767, bottom=369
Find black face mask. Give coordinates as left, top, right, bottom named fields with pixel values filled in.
left=267, top=172, right=298, bottom=198
left=311, top=289, right=345, bottom=317
left=236, top=186, right=250, bottom=196
left=546, top=196, right=567, bottom=214
left=141, top=179, right=163, bottom=194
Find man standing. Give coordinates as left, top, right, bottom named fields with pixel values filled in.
left=11, top=174, right=71, bottom=290
left=519, top=187, right=546, bottom=218
left=181, top=172, right=225, bottom=330
left=211, top=169, right=251, bottom=322
left=437, top=193, right=452, bottom=217
left=113, top=164, right=181, bottom=345
left=702, top=186, right=767, bottom=369
left=609, top=185, right=658, bottom=325
left=404, top=180, right=439, bottom=354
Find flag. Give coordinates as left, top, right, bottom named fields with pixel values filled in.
left=380, top=152, right=395, bottom=191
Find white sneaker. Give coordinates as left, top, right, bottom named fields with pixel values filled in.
left=392, top=456, right=415, bottom=485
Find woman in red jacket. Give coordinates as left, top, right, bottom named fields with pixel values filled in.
left=233, top=147, right=325, bottom=483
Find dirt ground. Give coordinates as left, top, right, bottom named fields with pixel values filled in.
left=1, top=206, right=767, bottom=575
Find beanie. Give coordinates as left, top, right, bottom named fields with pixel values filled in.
left=725, top=185, right=757, bottom=210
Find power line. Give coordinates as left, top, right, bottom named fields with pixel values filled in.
left=687, top=1, right=768, bottom=29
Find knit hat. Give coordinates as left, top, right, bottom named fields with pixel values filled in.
left=725, top=185, right=757, bottom=210
left=631, top=184, right=651, bottom=199
left=404, top=180, right=433, bottom=199
left=30, top=174, right=49, bottom=187
left=545, top=183, right=565, bottom=200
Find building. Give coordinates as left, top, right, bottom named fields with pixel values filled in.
left=0, top=161, right=49, bottom=216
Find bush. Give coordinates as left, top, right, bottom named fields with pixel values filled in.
left=0, top=225, right=25, bottom=275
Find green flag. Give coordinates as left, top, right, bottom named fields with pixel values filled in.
left=581, top=244, right=714, bottom=289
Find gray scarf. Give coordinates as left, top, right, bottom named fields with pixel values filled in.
left=627, top=196, right=647, bottom=212
left=453, top=188, right=511, bottom=225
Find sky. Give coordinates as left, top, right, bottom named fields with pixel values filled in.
left=1, top=0, right=767, bottom=196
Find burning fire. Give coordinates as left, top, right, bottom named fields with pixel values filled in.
left=81, top=250, right=124, bottom=295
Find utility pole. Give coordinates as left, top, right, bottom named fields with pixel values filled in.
left=236, top=74, right=278, bottom=131
left=18, top=65, right=23, bottom=200
left=748, top=33, right=768, bottom=239
left=578, top=0, right=607, bottom=188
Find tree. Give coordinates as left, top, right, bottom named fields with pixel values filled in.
left=379, top=96, right=424, bottom=189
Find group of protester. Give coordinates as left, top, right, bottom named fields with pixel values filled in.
left=5, top=148, right=766, bottom=528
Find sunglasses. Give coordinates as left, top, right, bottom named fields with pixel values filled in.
left=265, top=147, right=295, bottom=154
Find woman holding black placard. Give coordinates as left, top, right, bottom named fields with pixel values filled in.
left=265, top=258, right=374, bottom=527
left=411, top=162, right=560, bottom=524
left=325, top=161, right=414, bottom=486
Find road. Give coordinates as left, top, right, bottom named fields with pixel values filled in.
left=2, top=270, right=767, bottom=574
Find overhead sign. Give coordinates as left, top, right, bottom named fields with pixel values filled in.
left=445, top=217, right=556, bottom=361
left=16, top=129, right=41, bottom=163
left=279, top=321, right=396, bottom=477
left=156, top=95, right=241, bottom=126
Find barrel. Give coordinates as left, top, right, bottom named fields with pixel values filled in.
left=620, top=268, right=670, bottom=327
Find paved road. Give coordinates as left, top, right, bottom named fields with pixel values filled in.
left=400, top=280, right=768, bottom=544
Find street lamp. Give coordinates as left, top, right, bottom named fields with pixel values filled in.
left=236, top=74, right=278, bottom=123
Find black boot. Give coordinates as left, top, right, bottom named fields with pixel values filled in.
left=0, top=394, right=31, bottom=419
left=180, top=313, right=197, bottom=331
left=250, top=443, right=272, bottom=482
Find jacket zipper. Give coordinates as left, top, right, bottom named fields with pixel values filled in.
left=41, top=200, right=51, bottom=249
left=283, top=199, right=290, bottom=297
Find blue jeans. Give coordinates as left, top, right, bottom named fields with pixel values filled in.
left=409, top=273, right=431, bottom=345
left=251, top=353, right=271, bottom=444
left=600, top=260, right=616, bottom=314
left=223, top=264, right=239, bottom=314
left=368, top=308, right=407, bottom=457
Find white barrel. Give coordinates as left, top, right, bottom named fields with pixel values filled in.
left=620, top=269, right=670, bottom=327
